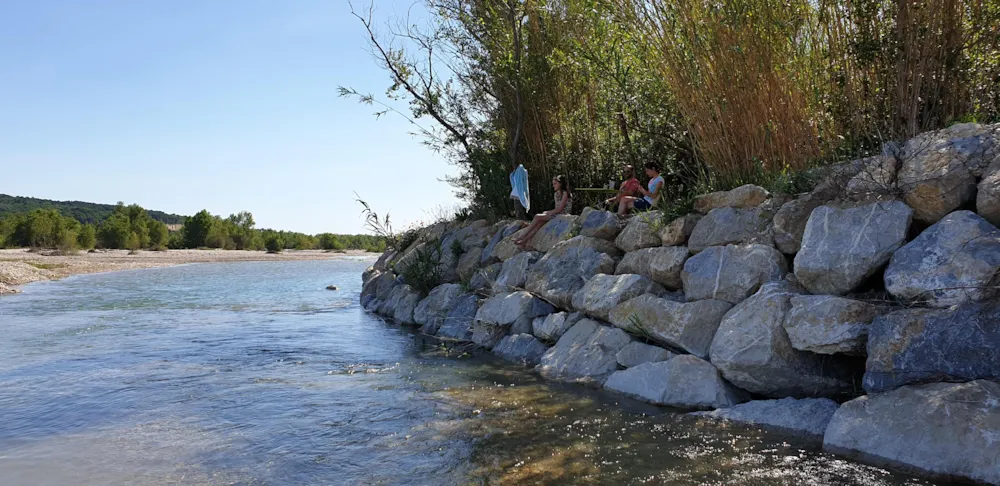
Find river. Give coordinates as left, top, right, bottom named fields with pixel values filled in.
left=0, top=259, right=933, bottom=485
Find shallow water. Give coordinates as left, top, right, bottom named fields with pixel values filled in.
left=0, top=260, right=934, bottom=485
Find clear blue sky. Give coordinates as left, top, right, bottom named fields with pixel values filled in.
left=0, top=1, right=462, bottom=235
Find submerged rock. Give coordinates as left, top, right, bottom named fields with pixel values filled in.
left=709, top=283, right=855, bottom=398
left=537, top=319, right=633, bottom=386
left=863, top=301, right=1000, bottom=393
left=693, top=184, right=769, bottom=214
left=532, top=311, right=584, bottom=343
left=682, top=244, right=787, bottom=303
left=615, top=246, right=688, bottom=290
left=615, top=341, right=674, bottom=368
left=692, top=397, right=838, bottom=439
left=609, top=294, right=732, bottom=359
left=525, top=236, right=619, bottom=309
left=782, top=295, right=886, bottom=355
left=492, top=333, right=550, bottom=366
left=884, top=210, right=1000, bottom=307
left=604, top=355, right=748, bottom=410
left=824, top=380, right=1000, bottom=485
left=571, top=273, right=665, bottom=321
left=615, top=211, right=663, bottom=252
left=794, top=201, right=912, bottom=295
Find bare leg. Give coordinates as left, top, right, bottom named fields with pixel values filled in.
left=516, top=214, right=551, bottom=246
left=618, top=197, right=637, bottom=217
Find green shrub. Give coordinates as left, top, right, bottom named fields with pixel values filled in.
left=265, top=235, right=284, bottom=253
left=399, top=241, right=442, bottom=295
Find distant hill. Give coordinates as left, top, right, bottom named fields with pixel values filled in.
left=0, top=194, right=186, bottom=225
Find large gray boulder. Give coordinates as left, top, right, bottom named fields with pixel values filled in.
left=709, top=283, right=855, bottom=398
left=772, top=194, right=827, bottom=254
left=525, top=236, right=619, bottom=309
left=659, top=214, right=701, bottom=246
left=615, top=211, right=663, bottom=252
left=537, top=319, right=633, bottom=386
left=482, top=221, right=525, bottom=265
left=616, top=341, right=674, bottom=368
left=687, top=206, right=775, bottom=253
left=616, top=246, right=688, bottom=290
left=492, top=251, right=541, bottom=292
left=469, top=263, right=502, bottom=292
left=490, top=227, right=528, bottom=262
left=682, top=244, right=787, bottom=303
left=844, top=155, right=899, bottom=198
left=609, top=294, right=732, bottom=359
left=390, top=285, right=422, bottom=324
left=472, top=291, right=555, bottom=348
left=361, top=269, right=383, bottom=302
left=604, top=355, right=749, bottom=410
left=413, top=283, right=467, bottom=335
left=897, top=123, right=996, bottom=224
left=884, top=210, right=1000, bottom=307
left=693, top=184, right=769, bottom=214
left=456, top=220, right=491, bottom=251
left=436, top=294, right=479, bottom=341
left=824, top=380, right=1000, bottom=485
left=794, top=201, right=912, bottom=295
left=579, top=208, right=622, bottom=241
left=492, top=334, right=550, bottom=366
left=456, top=246, right=483, bottom=282
left=977, top=158, right=1000, bottom=226
left=691, top=397, right=838, bottom=439
left=527, top=214, right=578, bottom=252
left=782, top=295, right=886, bottom=355
left=572, top=273, right=665, bottom=320
left=863, top=301, right=1000, bottom=393
left=532, top=311, right=584, bottom=343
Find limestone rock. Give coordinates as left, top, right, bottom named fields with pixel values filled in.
left=456, top=246, right=483, bottom=282
left=782, top=295, right=885, bottom=355
left=682, top=244, right=788, bottom=304
left=472, top=291, right=555, bottom=348
left=884, top=210, right=1000, bottom=307
left=390, top=285, right=422, bottom=324
left=532, top=311, right=584, bottom=343
left=615, top=211, right=663, bottom=252
left=977, top=159, right=1000, bottom=226
left=709, top=283, right=855, bottom=398
left=492, top=334, right=550, bottom=366
left=845, top=155, right=899, bottom=198
left=794, top=201, right=912, bottom=295
left=456, top=220, right=491, bottom=251
left=692, top=397, right=838, bottom=439
left=688, top=206, right=775, bottom=253
left=469, top=263, right=502, bottom=292
left=824, top=380, right=1000, bottom=485
left=526, top=214, right=578, bottom=252
left=659, top=214, right=701, bottom=246
left=571, top=273, right=665, bottom=321
left=864, top=301, right=1000, bottom=393
left=525, top=236, right=619, bottom=309
left=772, top=194, right=826, bottom=254
left=616, top=341, right=674, bottom=368
left=481, top=221, right=525, bottom=265
left=490, top=227, right=527, bottom=262
left=413, top=283, right=467, bottom=335
left=372, top=250, right=397, bottom=272
left=694, top=184, right=769, bottom=214
left=579, top=208, right=622, bottom=241
left=604, top=355, right=749, bottom=410
left=609, top=294, right=732, bottom=359
left=537, top=319, right=633, bottom=386
left=361, top=269, right=383, bottom=302
left=616, top=247, right=688, bottom=290
left=492, top=251, right=541, bottom=292
left=436, top=294, right=479, bottom=341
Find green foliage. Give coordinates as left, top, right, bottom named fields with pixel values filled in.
left=183, top=210, right=214, bottom=249
left=0, top=208, right=81, bottom=250
left=0, top=194, right=184, bottom=225
left=77, top=224, right=97, bottom=250
left=148, top=221, right=169, bottom=250
left=264, top=234, right=284, bottom=253
left=399, top=240, right=443, bottom=295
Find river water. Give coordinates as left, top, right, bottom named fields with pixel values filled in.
left=0, top=259, right=933, bottom=485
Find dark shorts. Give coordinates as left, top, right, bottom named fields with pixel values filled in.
left=633, top=199, right=652, bottom=211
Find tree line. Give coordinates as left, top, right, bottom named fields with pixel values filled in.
left=0, top=204, right=386, bottom=253
left=0, top=194, right=185, bottom=224
left=344, top=0, right=1000, bottom=219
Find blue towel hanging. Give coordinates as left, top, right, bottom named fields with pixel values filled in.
left=509, top=164, right=530, bottom=211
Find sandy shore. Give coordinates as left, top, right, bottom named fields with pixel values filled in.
left=0, top=248, right=377, bottom=294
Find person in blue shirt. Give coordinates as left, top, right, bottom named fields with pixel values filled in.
left=515, top=175, right=572, bottom=248
left=617, top=162, right=664, bottom=214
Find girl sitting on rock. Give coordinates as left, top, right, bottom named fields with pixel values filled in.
left=515, top=175, right=573, bottom=248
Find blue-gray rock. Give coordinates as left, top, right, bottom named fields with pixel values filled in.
left=472, top=291, right=555, bottom=348
left=571, top=273, right=665, bottom=321
left=469, top=263, right=502, bottom=292
left=688, top=205, right=776, bottom=253
left=608, top=294, right=732, bottom=359
left=782, top=295, right=886, bottom=355
left=537, top=319, right=633, bottom=386
left=532, top=311, right=584, bottom=343
left=579, top=208, right=622, bottom=241
left=616, top=246, right=688, bottom=290
left=884, top=210, right=1000, bottom=307
left=615, top=341, right=674, bottom=368
left=659, top=214, right=701, bottom=246
left=794, top=201, right=912, bottom=295
left=977, top=157, right=1000, bottom=226
left=863, top=301, right=1000, bottom=393
left=525, top=236, right=619, bottom=309
left=824, top=380, right=1000, bottom=485
left=492, top=251, right=541, bottom=292
left=615, top=211, right=663, bottom=252
left=682, top=244, right=787, bottom=303
left=604, top=355, right=749, bottom=410
left=436, top=294, right=479, bottom=341
left=528, top=214, right=578, bottom=252
left=691, top=397, right=838, bottom=439
left=413, top=284, right=468, bottom=335
left=773, top=194, right=827, bottom=254
left=693, top=184, right=769, bottom=214
left=456, top=246, right=483, bottom=282
left=481, top=221, right=524, bottom=265
left=372, top=249, right=397, bottom=272
left=710, top=283, right=855, bottom=398
left=492, top=333, right=550, bottom=366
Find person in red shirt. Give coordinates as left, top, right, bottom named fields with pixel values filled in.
left=605, top=165, right=641, bottom=211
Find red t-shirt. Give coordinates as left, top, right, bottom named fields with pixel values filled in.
left=620, top=178, right=641, bottom=196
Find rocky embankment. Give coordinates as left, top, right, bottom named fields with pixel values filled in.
left=361, top=122, right=1000, bottom=484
